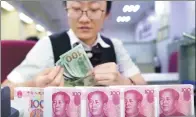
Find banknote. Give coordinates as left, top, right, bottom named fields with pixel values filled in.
left=121, top=85, right=157, bottom=117
left=56, top=44, right=95, bottom=86
left=44, top=87, right=82, bottom=117
left=82, top=87, right=121, bottom=117
left=60, top=44, right=93, bottom=78
left=158, top=84, right=195, bottom=117
left=14, top=87, right=44, bottom=117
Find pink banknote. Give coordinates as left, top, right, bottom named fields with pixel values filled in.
left=84, top=87, right=121, bottom=117
left=159, top=85, right=194, bottom=117
left=123, top=86, right=157, bottom=117
left=44, top=87, right=82, bottom=117
left=14, top=87, right=44, bottom=117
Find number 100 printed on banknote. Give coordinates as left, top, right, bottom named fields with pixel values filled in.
left=14, top=87, right=44, bottom=117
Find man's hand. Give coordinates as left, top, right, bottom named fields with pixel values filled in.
left=92, top=62, right=131, bottom=86
left=34, top=66, right=64, bottom=87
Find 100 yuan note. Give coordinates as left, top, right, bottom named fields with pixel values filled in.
left=14, top=87, right=44, bottom=117
left=82, top=87, right=121, bottom=117
left=118, top=85, right=158, bottom=117
left=44, top=87, right=82, bottom=117
left=158, top=84, right=195, bottom=117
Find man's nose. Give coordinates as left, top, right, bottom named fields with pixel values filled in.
left=126, top=101, right=131, bottom=105
left=92, top=102, right=97, bottom=107
left=79, top=12, right=91, bottom=23
left=163, top=100, right=168, bottom=104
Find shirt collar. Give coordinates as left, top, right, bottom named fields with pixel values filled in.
left=67, top=29, right=110, bottom=50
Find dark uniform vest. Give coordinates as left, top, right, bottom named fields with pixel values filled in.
left=49, top=31, right=116, bottom=67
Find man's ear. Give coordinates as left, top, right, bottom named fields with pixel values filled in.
left=104, top=13, right=110, bottom=20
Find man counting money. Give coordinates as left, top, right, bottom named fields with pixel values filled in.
left=2, top=1, right=146, bottom=99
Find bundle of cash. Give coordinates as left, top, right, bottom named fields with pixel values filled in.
left=43, top=84, right=195, bottom=117
left=55, top=44, right=95, bottom=86
left=14, top=87, right=44, bottom=117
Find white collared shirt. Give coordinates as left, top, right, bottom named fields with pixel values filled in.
left=7, top=30, right=140, bottom=83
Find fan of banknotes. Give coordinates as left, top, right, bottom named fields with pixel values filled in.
left=55, top=44, right=95, bottom=86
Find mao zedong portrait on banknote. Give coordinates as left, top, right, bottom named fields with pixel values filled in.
left=52, top=92, right=70, bottom=117
left=88, top=91, right=108, bottom=117
left=125, top=90, right=146, bottom=117
left=159, top=88, right=185, bottom=117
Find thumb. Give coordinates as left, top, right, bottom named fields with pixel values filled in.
left=59, top=75, right=64, bottom=87
left=39, top=67, right=53, bottom=75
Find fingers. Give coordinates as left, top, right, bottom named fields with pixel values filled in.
left=39, top=67, right=53, bottom=75
left=96, top=80, right=112, bottom=86
left=93, top=62, right=117, bottom=73
left=48, top=67, right=64, bottom=86
left=95, top=62, right=116, bottom=69
left=94, top=73, right=116, bottom=81
left=59, top=75, right=64, bottom=87
left=46, top=66, right=61, bottom=83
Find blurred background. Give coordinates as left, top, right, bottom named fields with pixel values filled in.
left=1, top=1, right=195, bottom=85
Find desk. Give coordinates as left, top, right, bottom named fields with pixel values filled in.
left=142, top=73, right=179, bottom=82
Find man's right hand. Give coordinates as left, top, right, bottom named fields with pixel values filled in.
left=34, top=66, right=64, bottom=87
left=2, top=66, right=64, bottom=99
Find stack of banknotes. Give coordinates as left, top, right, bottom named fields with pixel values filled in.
left=14, top=84, right=195, bottom=117
left=55, top=44, right=95, bottom=86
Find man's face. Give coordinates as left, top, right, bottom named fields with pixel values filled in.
left=125, top=93, right=139, bottom=115
left=88, top=93, right=105, bottom=116
left=52, top=94, right=67, bottom=116
left=66, top=1, right=108, bottom=42
left=160, top=91, right=176, bottom=113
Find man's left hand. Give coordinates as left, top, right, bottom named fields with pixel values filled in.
left=92, top=62, right=131, bottom=86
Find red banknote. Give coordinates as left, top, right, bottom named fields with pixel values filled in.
left=82, top=87, right=121, bottom=117
left=44, top=87, right=82, bottom=117
left=158, top=84, right=195, bottom=117
left=14, top=87, right=44, bottom=117
left=121, top=86, right=157, bottom=117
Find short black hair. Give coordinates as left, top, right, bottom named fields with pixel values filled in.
left=63, top=1, right=112, bottom=15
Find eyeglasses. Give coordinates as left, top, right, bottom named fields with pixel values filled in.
left=66, top=8, right=105, bottom=20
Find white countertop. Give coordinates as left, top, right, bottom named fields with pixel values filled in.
left=142, top=73, right=179, bottom=82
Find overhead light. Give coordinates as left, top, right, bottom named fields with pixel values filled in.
left=36, top=24, right=45, bottom=32
left=116, top=16, right=131, bottom=23
left=122, top=5, right=140, bottom=13
left=1, top=1, right=15, bottom=11
left=47, top=31, right=52, bottom=36
left=128, top=5, right=135, bottom=12
left=19, top=13, right=33, bottom=24
left=133, top=5, right=140, bottom=12
left=123, top=5, right=130, bottom=13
